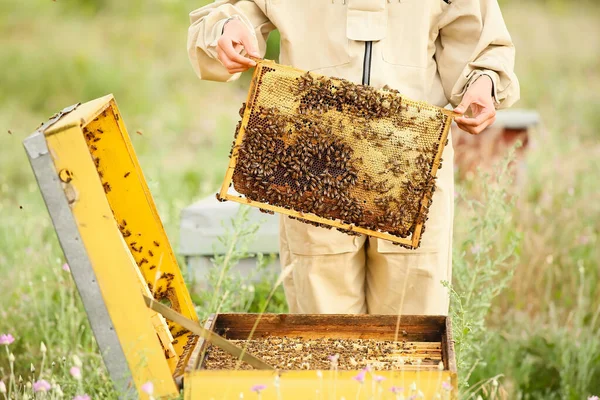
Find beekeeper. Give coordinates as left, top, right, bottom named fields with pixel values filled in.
left=187, top=0, right=519, bottom=315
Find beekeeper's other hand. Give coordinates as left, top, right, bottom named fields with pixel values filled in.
left=217, top=18, right=260, bottom=74
left=454, top=76, right=497, bottom=135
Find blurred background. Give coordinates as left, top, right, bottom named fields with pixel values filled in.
left=0, top=0, right=599, bottom=398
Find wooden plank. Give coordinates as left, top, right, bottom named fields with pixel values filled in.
left=144, top=297, right=274, bottom=371
left=213, top=314, right=446, bottom=342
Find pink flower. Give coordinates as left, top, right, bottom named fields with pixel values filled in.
left=73, top=395, right=91, bottom=400
left=390, top=386, right=404, bottom=394
left=251, top=384, right=267, bottom=393
left=470, top=244, right=482, bottom=255
left=62, top=263, right=70, bottom=272
left=374, top=375, right=386, bottom=383
left=442, top=381, right=452, bottom=391
left=70, top=366, right=82, bottom=380
left=352, top=369, right=367, bottom=384
left=0, top=381, right=6, bottom=393
left=141, top=381, right=154, bottom=395
left=0, top=334, right=15, bottom=346
left=33, top=379, right=51, bottom=392
left=588, top=396, right=599, bottom=400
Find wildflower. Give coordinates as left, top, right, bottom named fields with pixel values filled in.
left=352, top=369, right=367, bottom=384
left=470, top=244, right=481, bottom=255
left=251, top=384, right=267, bottom=393
left=588, top=397, right=599, bottom=400
left=73, top=395, right=91, bottom=400
left=441, top=381, right=452, bottom=391
left=53, top=384, right=64, bottom=397
left=33, top=379, right=51, bottom=392
left=70, top=366, right=82, bottom=380
left=141, top=381, right=154, bottom=395
left=0, top=381, right=6, bottom=393
left=390, top=386, right=404, bottom=394
left=30, top=363, right=35, bottom=373
left=0, top=334, right=15, bottom=346
left=41, top=342, right=47, bottom=354
left=373, top=375, right=386, bottom=383
left=62, top=263, right=70, bottom=272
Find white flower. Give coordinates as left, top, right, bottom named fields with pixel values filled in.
left=0, top=381, right=6, bottom=393
left=72, top=355, right=83, bottom=367
left=40, top=342, right=47, bottom=354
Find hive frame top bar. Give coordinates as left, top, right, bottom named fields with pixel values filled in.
left=219, top=59, right=456, bottom=249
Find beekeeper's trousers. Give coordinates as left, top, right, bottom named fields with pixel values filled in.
left=278, top=138, right=454, bottom=316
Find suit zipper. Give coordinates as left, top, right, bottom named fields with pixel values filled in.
left=362, top=41, right=372, bottom=85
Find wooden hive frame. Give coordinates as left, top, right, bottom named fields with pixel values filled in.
left=24, top=95, right=458, bottom=399
left=219, top=59, right=456, bottom=249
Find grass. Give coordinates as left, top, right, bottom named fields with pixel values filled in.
left=0, top=0, right=599, bottom=398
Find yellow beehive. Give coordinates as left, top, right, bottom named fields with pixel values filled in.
left=25, top=95, right=458, bottom=400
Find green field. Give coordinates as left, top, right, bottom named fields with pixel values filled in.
left=1, top=0, right=599, bottom=398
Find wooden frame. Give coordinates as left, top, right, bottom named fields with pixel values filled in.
left=219, top=59, right=455, bottom=249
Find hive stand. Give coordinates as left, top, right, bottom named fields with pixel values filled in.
left=24, top=95, right=458, bottom=400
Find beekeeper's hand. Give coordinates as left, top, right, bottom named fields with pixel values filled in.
left=454, top=76, right=497, bottom=135
left=217, top=18, right=260, bottom=74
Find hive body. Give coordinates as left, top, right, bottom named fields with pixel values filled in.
left=220, top=60, right=455, bottom=248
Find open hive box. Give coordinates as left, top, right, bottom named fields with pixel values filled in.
left=219, top=59, right=455, bottom=249
left=24, top=95, right=457, bottom=399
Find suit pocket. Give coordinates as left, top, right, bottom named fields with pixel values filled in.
left=382, top=1, right=431, bottom=68
left=267, top=1, right=351, bottom=72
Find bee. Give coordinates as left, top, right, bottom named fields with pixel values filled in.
left=124, top=172, right=131, bottom=178
left=122, top=230, right=132, bottom=238
left=115, top=113, right=120, bottom=121
left=90, top=145, right=97, bottom=152
left=150, top=265, right=156, bottom=270
left=153, top=241, right=160, bottom=247
left=139, top=258, right=148, bottom=266
left=148, top=250, right=154, bottom=257
left=93, top=137, right=101, bottom=142
left=97, top=128, right=104, bottom=134
left=103, top=182, right=111, bottom=193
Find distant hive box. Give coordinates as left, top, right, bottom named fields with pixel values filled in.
left=219, top=60, right=456, bottom=249
left=179, top=193, right=280, bottom=290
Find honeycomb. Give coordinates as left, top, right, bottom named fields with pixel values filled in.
left=221, top=60, right=454, bottom=249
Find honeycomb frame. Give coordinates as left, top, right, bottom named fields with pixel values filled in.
left=219, top=59, right=456, bottom=249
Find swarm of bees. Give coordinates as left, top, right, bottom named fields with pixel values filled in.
left=227, top=63, right=451, bottom=248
